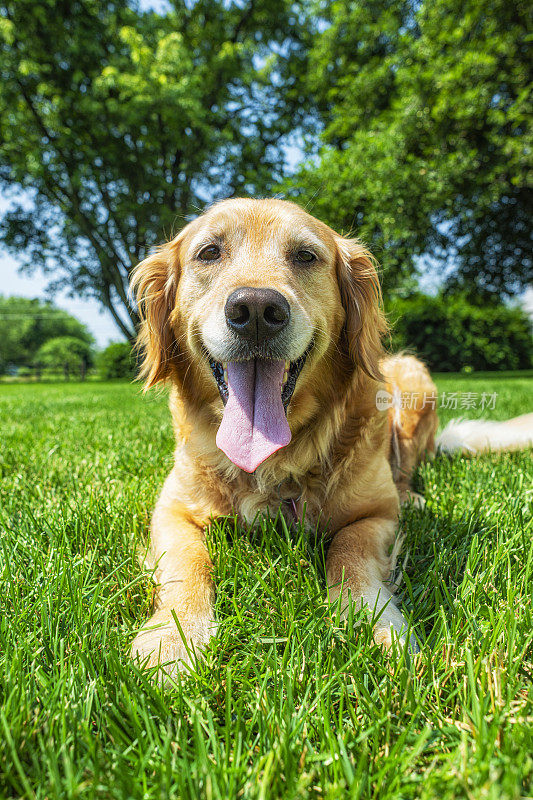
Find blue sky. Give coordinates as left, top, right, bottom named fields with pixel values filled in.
left=1, top=250, right=119, bottom=347
left=0, top=202, right=120, bottom=347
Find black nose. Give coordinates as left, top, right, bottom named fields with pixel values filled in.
left=225, top=287, right=290, bottom=344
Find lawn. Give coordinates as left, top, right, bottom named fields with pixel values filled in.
left=0, top=373, right=532, bottom=799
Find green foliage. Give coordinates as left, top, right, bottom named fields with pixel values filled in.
left=389, top=294, right=532, bottom=372
left=35, top=335, right=94, bottom=379
left=0, top=0, right=309, bottom=337
left=293, top=0, right=532, bottom=298
left=0, top=295, right=93, bottom=373
left=1, top=0, right=530, bottom=312
left=0, top=378, right=532, bottom=797
left=97, top=341, right=136, bottom=380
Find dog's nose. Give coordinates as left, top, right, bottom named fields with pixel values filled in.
left=225, top=287, right=290, bottom=343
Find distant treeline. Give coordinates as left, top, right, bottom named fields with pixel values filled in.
left=2, top=293, right=530, bottom=381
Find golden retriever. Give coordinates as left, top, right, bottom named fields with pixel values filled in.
left=129, top=197, right=531, bottom=675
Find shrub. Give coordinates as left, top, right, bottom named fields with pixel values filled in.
left=16, top=366, right=33, bottom=379
left=388, top=294, right=532, bottom=372
left=35, top=336, right=94, bottom=380
left=97, top=342, right=136, bottom=380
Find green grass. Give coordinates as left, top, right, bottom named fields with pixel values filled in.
left=0, top=373, right=532, bottom=799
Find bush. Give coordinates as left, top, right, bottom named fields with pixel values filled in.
left=16, top=366, right=33, bottom=379
left=35, top=336, right=94, bottom=380
left=388, top=294, right=532, bottom=372
left=97, top=342, right=136, bottom=380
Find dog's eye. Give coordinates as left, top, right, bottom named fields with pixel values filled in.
left=295, top=249, right=316, bottom=264
left=198, top=244, right=221, bottom=261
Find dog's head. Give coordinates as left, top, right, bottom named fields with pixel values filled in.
left=131, top=198, right=387, bottom=472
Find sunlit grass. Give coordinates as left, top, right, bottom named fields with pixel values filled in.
left=0, top=374, right=531, bottom=799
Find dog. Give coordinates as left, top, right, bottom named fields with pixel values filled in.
left=130, top=198, right=533, bottom=675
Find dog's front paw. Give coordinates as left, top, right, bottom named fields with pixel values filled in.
left=372, top=601, right=419, bottom=654
left=131, top=608, right=216, bottom=679
left=333, top=584, right=419, bottom=655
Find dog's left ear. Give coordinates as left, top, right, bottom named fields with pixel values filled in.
left=336, top=236, right=388, bottom=381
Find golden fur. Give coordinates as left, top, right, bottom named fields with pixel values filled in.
left=130, top=198, right=435, bottom=674
left=382, top=354, right=439, bottom=507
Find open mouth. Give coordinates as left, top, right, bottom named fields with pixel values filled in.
left=209, top=346, right=310, bottom=410
left=208, top=344, right=312, bottom=473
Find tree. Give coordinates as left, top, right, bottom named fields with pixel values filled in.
left=291, top=0, right=532, bottom=298
left=0, top=0, right=311, bottom=339
left=0, top=295, right=93, bottom=373
left=35, top=336, right=94, bottom=380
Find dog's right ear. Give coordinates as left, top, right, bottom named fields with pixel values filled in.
left=130, top=237, right=182, bottom=389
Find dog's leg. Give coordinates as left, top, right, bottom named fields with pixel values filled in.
left=326, top=517, right=418, bottom=652
left=131, top=485, right=215, bottom=678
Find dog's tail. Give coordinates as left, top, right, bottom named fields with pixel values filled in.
left=436, top=413, right=533, bottom=455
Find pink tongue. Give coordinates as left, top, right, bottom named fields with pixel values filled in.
left=216, top=360, right=291, bottom=472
